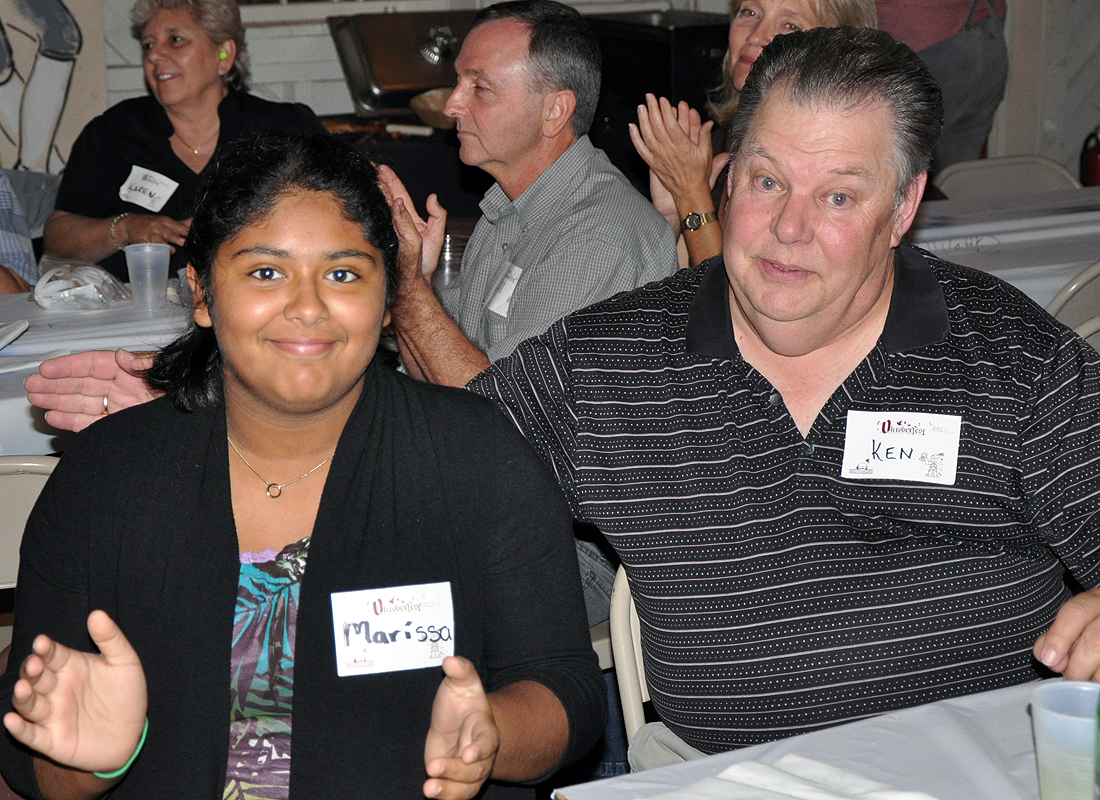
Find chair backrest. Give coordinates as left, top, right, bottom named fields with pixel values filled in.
left=933, top=155, right=1082, bottom=200
left=1047, top=260, right=1100, bottom=330
left=0, top=455, right=59, bottom=590
left=609, top=565, right=649, bottom=743
left=1075, top=316, right=1100, bottom=352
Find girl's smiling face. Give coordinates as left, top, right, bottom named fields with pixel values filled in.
left=191, top=189, right=390, bottom=420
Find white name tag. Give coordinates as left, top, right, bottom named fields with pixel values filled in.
left=840, top=410, right=961, bottom=485
left=487, top=264, right=523, bottom=318
left=118, top=165, right=179, bottom=213
left=330, top=581, right=454, bottom=677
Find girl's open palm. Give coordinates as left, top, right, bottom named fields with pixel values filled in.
left=4, top=610, right=148, bottom=775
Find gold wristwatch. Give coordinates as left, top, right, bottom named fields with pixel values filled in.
left=681, top=211, right=718, bottom=233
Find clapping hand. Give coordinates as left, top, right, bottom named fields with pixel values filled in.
left=629, top=94, right=715, bottom=211
left=4, top=610, right=148, bottom=776
left=377, top=165, right=447, bottom=281
left=423, top=656, right=499, bottom=799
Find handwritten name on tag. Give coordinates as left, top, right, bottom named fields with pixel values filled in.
left=840, top=410, right=961, bottom=485
left=118, top=165, right=179, bottom=213
left=330, top=581, right=454, bottom=677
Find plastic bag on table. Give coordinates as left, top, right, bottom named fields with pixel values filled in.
left=34, top=258, right=131, bottom=310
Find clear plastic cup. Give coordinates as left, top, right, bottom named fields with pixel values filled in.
left=124, top=243, right=171, bottom=313
left=1031, top=681, right=1100, bottom=800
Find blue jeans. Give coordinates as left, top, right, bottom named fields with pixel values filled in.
left=594, top=670, right=630, bottom=777
left=575, top=537, right=615, bottom=627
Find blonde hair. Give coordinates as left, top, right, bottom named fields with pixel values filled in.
left=705, top=0, right=876, bottom=128
left=131, top=0, right=250, bottom=91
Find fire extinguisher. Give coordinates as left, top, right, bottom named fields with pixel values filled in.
left=1082, top=126, right=1100, bottom=186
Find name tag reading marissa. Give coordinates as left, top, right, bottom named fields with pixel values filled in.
left=330, top=581, right=454, bottom=677
left=840, top=410, right=962, bottom=485
left=118, top=165, right=179, bottom=213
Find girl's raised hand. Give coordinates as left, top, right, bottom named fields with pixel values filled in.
left=3, top=610, right=148, bottom=775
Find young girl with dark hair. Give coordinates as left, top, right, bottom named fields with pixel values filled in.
left=1, top=132, right=604, bottom=800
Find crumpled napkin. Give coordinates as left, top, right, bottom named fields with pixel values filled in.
left=643, top=755, right=940, bottom=800
left=34, top=263, right=130, bottom=309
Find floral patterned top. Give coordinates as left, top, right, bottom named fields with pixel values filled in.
left=222, top=537, right=309, bottom=800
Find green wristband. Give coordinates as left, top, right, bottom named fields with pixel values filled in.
left=93, top=718, right=148, bottom=780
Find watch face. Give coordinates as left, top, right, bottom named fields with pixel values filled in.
left=685, top=213, right=702, bottom=230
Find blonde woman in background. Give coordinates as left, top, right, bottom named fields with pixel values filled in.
left=630, top=0, right=877, bottom=268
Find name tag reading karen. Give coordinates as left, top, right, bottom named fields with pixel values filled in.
left=118, top=165, right=179, bottom=213
left=330, top=581, right=454, bottom=678
left=840, top=410, right=961, bottom=485
left=487, top=264, right=523, bottom=318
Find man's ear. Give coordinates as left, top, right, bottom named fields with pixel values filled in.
left=541, top=89, right=577, bottom=139
left=890, top=172, right=927, bottom=247
left=187, top=265, right=212, bottom=328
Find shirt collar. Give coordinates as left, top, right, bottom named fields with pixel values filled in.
left=478, top=135, right=592, bottom=225
left=685, top=243, right=949, bottom=359
left=151, top=89, right=244, bottom=141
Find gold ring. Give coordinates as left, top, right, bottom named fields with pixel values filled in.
left=102, top=395, right=109, bottom=415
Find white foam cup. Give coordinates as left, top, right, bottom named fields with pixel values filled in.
left=124, top=243, right=171, bottom=312
left=1031, top=681, right=1100, bottom=800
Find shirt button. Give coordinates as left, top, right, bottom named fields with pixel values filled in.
left=767, top=392, right=782, bottom=406
left=805, top=442, right=814, bottom=454
left=521, top=226, right=528, bottom=234
left=502, top=243, right=510, bottom=251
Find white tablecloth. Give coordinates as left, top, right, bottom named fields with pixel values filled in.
left=910, top=185, right=1100, bottom=309
left=0, top=292, right=190, bottom=455
left=555, top=680, right=1044, bottom=800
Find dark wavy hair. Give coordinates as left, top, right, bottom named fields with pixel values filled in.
left=146, top=131, right=399, bottom=411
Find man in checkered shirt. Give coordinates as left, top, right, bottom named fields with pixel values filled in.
left=382, top=0, right=677, bottom=388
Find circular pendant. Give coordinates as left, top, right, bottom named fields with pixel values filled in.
left=266, top=483, right=282, bottom=498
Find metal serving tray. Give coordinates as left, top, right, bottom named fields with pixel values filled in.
left=328, top=11, right=478, bottom=116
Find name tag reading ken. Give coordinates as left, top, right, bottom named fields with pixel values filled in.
left=841, top=410, right=961, bottom=485
left=118, top=165, right=179, bottom=213
left=331, top=581, right=454, bottom=678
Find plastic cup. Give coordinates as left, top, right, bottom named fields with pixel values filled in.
left=124, top=243, right=171, bottom=312
left=1031, top=681, right=1100, bottom=800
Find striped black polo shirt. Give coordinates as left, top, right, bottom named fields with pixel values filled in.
left=469, top=243, right=1100, bottom=754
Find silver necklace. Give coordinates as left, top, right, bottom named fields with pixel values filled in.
left=227, top=436, right=334, bottom=498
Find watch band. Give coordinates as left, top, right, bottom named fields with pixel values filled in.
left=681, top=211, right=718, bottom=232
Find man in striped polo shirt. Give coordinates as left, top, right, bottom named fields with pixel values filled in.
left=467, top=27, right=1100, bottom=766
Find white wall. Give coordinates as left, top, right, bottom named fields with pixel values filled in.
left=988, top=0, right=1100, bottom=176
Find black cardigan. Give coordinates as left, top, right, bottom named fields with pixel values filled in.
left=0, top=360, right=605, bottom=798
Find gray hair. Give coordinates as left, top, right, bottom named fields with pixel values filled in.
left=474, top=0, right=601, bottom=137
left=131, top=0, right=250, bottom=91
left=727, top=26, right=942, bottom=205
left=705, top=0, right=877, bottom=129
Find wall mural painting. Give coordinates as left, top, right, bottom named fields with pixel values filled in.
left=0, top=0, right=105, bottom=173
